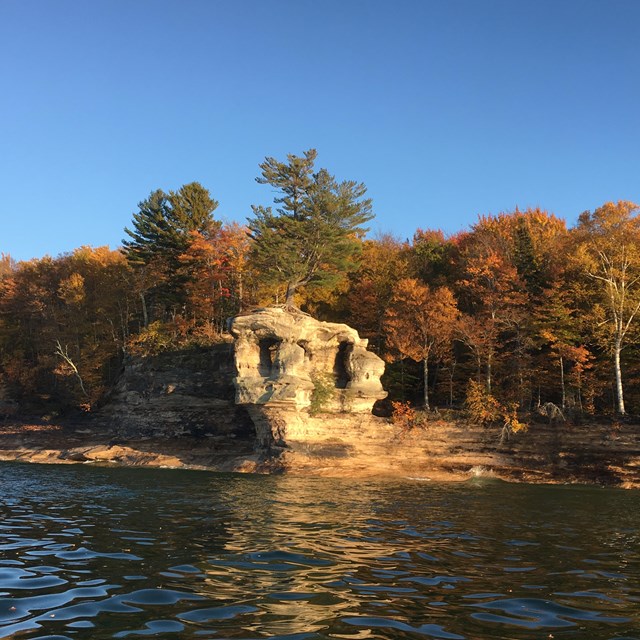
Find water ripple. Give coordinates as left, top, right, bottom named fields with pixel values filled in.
left=0, top=464, right=639, bottom=639
left=469, top=596, right=631, bottom=628
left=342, top=615, right=465, bottom=639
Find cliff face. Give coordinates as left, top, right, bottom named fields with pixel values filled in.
left=98, top=343, right=254, bottom=440
left=228, top=307, right=388, bottom=452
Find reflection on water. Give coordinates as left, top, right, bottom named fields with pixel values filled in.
left=0, top=462, right=639, bottom=639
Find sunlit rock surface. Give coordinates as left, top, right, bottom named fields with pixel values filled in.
left=229, top=306, right=387, bottom=413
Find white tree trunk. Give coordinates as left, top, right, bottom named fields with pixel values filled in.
left=614, top=340, right=626, bottom=415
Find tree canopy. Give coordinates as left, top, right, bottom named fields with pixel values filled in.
left=2, top=152, right=640, bottom=421
left=248, top=149, right=374, bottom=305
left=122, top=182, right=219, bottom=267
left=122, top=182, right=220, bottom=321
left=573, top=201, right=640, bottom=415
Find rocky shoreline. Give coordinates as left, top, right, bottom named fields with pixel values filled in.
left=0, top=418, right=469, bottom=482
left=0, top=420, right=259, bottom=473
left=2, top=415, right=639, bottom=489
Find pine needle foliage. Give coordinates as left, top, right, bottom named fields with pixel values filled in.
left=248, top=149, right=374, bottom=305
left=123, top=182, right=220, bottom=268
left=122, top=182, right=220, bottom=316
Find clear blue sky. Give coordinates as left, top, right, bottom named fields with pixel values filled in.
left=2, top=0, right=639, bottom=261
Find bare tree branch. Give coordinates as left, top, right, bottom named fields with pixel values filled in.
left=54, top=340, right=89, bottom=399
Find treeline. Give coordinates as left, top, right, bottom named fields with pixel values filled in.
left=1, top=150, right=639, bottom=419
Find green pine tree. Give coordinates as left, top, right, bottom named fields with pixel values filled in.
left=123, top=182, right=219, bottom=267
left=122, top=182, right=220, bottom=318
left=513, top=218, right=544, bottom=296
left=248, top=149, right=374, bottom=306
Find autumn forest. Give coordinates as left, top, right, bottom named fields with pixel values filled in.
left=1, top=150, right=640, bottom=422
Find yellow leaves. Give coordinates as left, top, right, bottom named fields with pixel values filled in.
left=220, top=223, right=251, bottom=269
left=576, top=202, right=640, bottom=259
left=0, top=253, right=15, bottom=278
left=503, top=403, right=527, bottom=434
left=473, top=208, right=567, bottom=241
left=539, top=328, right=556, bottom=344
left=465, top=379, right=527, bottom=434
left=574, top=203, right=640, bottom=365
left=465, top=379, right=502, bottom=426
left=57, top=273, right=85, bottom=306
left=72, top=245, right=128, bottom=268
left=126, top=321, right=175, bottom=356
left=582, top=201, right=640, bottom=236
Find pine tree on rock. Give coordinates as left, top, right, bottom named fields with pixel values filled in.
left=248, top=149, right=374, bottom=306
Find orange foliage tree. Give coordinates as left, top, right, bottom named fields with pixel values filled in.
left=455, top=247, right=527, bottom=394
left=384, top=278, right=458, bottom=409
left=344, top=235, right=408, bottom=352
left=176, top=222, right=253, bottom=337
left=0, top=247, right=135, bottom=410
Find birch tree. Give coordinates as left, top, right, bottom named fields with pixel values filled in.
left=575, top=201, right=640, bottom=415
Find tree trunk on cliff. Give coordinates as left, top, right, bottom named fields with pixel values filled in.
left=237, top=272, right=244, bottom=312
left=285, top=282, right=297, bottom=307
left=614, top=339, right=626, bottom=415
left=54, top=340, right=89, bottom=399
left=139, top=292, right=148, bottom=328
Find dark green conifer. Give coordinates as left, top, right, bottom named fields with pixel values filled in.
left=122, top=182, right=220, bottom=319
left=248, top=149, right=373, bottom=306
left=123, top=182, right=219, bottom=267
left=513, top=218, right=544, bottom=295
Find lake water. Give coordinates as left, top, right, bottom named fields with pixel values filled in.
left=0, top=462, right=639, bottom=639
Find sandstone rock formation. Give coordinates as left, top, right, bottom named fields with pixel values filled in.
left=229, top=307, right=387, bottom=414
